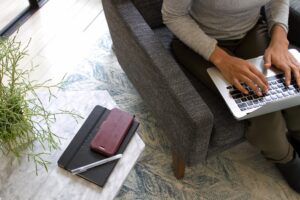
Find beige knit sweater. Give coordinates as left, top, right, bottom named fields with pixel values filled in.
left=162, top=0, right=289, bottom=60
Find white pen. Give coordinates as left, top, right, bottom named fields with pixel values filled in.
left=70, top=154, right=123, bottom=175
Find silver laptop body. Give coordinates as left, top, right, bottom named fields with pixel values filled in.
left=207, top=49, right=300, bottom=120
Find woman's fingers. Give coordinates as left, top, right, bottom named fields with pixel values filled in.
left=227, top=61, right=268, bottom=95
left=264, top=51, right=272, bottom=68
left=289, top=53, right=300, bottom=87
left=231, top=72, right=265, bottom=96
left=248, top=66, right=269, bottom=92
left=232, top=79, right=248, bottom=94
left=291, top=63, right=300, bottom=87
left=283, top=66, right=291, bottom=86
left=241, top=75, right=262, bottom=96
left=266, top=52, right=300, bottom=86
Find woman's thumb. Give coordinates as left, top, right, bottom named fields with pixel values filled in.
left=264, top=53, right=272, bottom=68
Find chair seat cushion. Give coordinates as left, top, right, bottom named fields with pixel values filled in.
left=131, top=0, right=163, bottom=28
left=153, top=26, right=174, bottom=50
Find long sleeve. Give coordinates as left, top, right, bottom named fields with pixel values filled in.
left=265, top=0, right=290, bottom=34
left=161, top=0, right=217, bottom=61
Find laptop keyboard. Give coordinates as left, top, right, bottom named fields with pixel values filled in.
left=227, top=74, right=300, bottom=111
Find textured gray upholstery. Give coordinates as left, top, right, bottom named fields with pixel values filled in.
left=102, top=0, right=214, bottom=164
left=153, top=26, right=173, bottom=50
left=289, top=0, right=300, bottom=47
left=102, top=0, right=300, bottom=166
left=131, top=0, right=163, bottom=28
left=153, top=27, right=245, bottom=147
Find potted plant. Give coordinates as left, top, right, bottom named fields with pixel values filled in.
left=0, top=35, right=79, bottom=173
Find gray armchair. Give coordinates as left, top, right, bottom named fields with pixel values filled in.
left=102, top=0, right=300, bottom=179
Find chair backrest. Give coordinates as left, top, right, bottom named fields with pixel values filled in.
left=131, top=0, right=163, bottom=28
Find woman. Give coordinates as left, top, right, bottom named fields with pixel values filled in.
left=162, top=0, right=300, bottom=192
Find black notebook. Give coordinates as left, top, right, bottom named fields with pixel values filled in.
left=57, top=105, right=139, bottom=187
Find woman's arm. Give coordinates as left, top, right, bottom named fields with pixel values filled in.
left=265, top=0, right=289, bottom=34
left=162, top=0, right=217, bottom=60
left=162, top=0, right=268, bottom=95
left=210, top=47, right=268, bottom=96
left=264, top=24, right=300, bottom=87
left=264, top=0, right=300, bottom=87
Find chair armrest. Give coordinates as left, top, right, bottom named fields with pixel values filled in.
left=102, top=0, right=214, bottom=164
left=288, top=0, right=300, bottom=47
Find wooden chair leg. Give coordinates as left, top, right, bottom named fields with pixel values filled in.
left=172, top=150, right=185, bottom=179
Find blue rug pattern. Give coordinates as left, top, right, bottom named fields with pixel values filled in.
left=61, top=18, right=299, bottom=200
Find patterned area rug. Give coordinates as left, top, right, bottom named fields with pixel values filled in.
left=61, top=17, right=299, bottom=200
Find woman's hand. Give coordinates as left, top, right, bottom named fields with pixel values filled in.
left=264, top=25, right=300, bottom=87
left=210, top=46, right=268, bottom=96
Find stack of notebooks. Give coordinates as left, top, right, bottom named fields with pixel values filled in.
left=57, top=105, right=139, bottom=187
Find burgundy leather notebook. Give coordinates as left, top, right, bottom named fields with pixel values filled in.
left=57, top=105, right=139, bottom=187
left=90, top=108, right=134, bottom=156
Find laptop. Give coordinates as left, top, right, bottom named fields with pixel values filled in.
left=207, top=49, right=300, bottom=120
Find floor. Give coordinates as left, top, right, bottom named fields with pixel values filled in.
left=0, top=0, right=29, bottom=30
left=6, top=0, right=300, bottom=199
